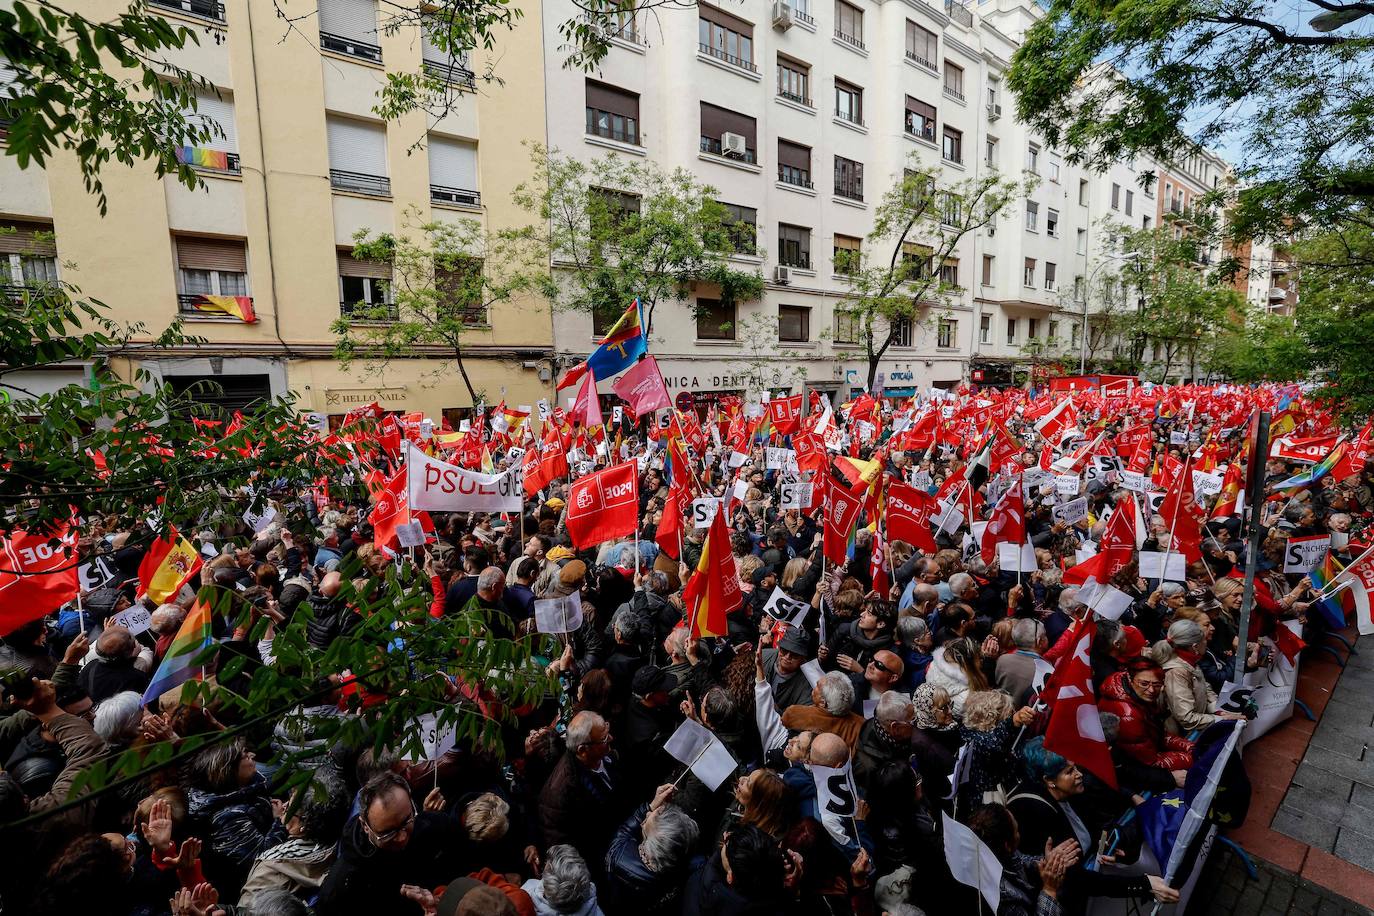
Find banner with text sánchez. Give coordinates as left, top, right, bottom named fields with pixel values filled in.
left=405, top=442, right=522, bottom=512
left=566, top=461, right=640, bottom=549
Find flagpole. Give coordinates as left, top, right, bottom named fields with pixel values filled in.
left=1309, top=541, right=1374, bottom=603
left=1158, top=455, right=1191, bottom=589
left=76, top=589, right=85, bottom=637
left=671, top=742, right=713, bottom=787
left=1234, top=412, right=1271, bottom=685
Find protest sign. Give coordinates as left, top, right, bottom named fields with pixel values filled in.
left=779, top=481, right=813, bottom=510
left=78, top=555, right=121, bottom=592
left=812, top=761, right=860, bottom=846
left=665, top=719, right=737, bottom=791
left=1052, top=497, right=1089, bottom=527
left=1283, top=534, right=1330, bottom=574
left=1139, top=550, right=1188, bottom=582
left=762, top=586, right=811, bottom=627
left=405, top=443, right=522, bottom=512
left=691, top=497, right=721, bottom=529
left=535, top=594, right=584, bottom=634
left=109, top=604, right=152, bottom=636
left=1055, top=474, right=1081, bottom=498
left=943, top=812, right=1003, bottom=913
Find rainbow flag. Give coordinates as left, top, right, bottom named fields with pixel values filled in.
left=1273, top=438, right=1347, bottom=493
left=1309, top=554, right=1351, bottom=630
left=188, top=294, right=258, bottom=323
left=175, top=145, right=230, bottom=171
left=142, top=596, right=215, bottom=704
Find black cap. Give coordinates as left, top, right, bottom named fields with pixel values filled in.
left=632, top=665, right=677, bottom=697
left=777, top=625, right=812, bottom=656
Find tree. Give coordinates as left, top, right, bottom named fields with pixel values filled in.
left=331, top=210, right=547, bottom=405
left=728, top=312, right=810, bottom=395
left=832, top=159, right=1023, bottom=390
left=1005, top=0, right=1374, bottom=241
left=509, top=145, right=764, bottom=337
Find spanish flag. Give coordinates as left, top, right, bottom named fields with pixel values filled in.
left=137, top=527, right=203, bottom=605
left=683, top=508, right=742, bottom=638
left=187, top=294, right=258, bottom=323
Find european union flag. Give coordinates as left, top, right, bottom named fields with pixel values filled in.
left=587, top=299, right=647, bottom=379
left=1137, top=789, right=1188, bottom=868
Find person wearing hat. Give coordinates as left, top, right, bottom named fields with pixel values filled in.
left=544, top=497, right=566, bottom=512
left=759, top=626, right=814, bottom=712
left=620, top=665, right=680, bottom=802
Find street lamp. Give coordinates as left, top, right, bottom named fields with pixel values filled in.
left=1078, top=252, right=1139, bottom=374
left=1310, top=7, right=1369, bottom=30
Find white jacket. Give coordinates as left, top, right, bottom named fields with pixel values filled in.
left=924, top=648, right=973, bottom=717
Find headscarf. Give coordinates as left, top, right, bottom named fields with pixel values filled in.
left=913, top=683, right=955, bottom=731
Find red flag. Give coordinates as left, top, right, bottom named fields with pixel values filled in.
left=886, top=482, right=939, bottom=553
left=0, top=525, right=79, bottom=635
left=870, top=526, right=891, bottom=599
left=556, top=361, right=590, bottom=392
left=369, top=468, right=414, bottom=550
left=539, top=428, right=569, bottom=485
left=523, top=445, right=547, bottom=497
left=1126, top=433, right=1152, bottom=473
left=822, top=476, right=865, bottom=566
left=1158, top=461, right=1204, bottom=563
left=793, top=431, right=827, bottom=475
left=570, top=368, right=603, bottom=430
left=1034, top=398, right=1079, bottom=444
left=989, top=420, right=1023, bottom=474
left=980, top=484, right=1026, bottom=564
left=656, top=482, right=687, bottom=560
left=1043, top=619, right=1118, bottom=788
left=377, top=414, right=403, bottom=461
left=767, top=395, right=804, bottom=437
left=611, top=355, right=672, bottom=419
left=566, top=462, right=639, bottom=549
left=683, top=507, right=742, bottom=638
left=1210, top=460, right=1245, bottom=519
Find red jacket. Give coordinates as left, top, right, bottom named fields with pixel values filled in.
left=1098, top=670, right=1194, bottom=770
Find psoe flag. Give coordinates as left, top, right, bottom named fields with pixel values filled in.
left=405, top=441, right=523, bottom=512
left=0, top=525, right=79, bottom=635
left=587, top=299, right=647, bottom=378
left=565, top=461, right=639, bottom=549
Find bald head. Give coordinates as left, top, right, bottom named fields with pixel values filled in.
left=477, top=566, right=505, bottom=599
left=96, top=626, right=135, bottom=659
left=319, top=570, right=343, bottom=599
left=809, top=732, right=849, bottom=768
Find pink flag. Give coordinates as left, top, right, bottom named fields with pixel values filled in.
left=611, top=355, right=672, bottom=419
left=570, top=365, right=603, bottom=429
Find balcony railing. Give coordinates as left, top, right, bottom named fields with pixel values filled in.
left=330, top=169, right=391, bottom=197
left=423, top=59, right=476, bottom=90
left=778, top=168, right=813, bottom=189
left=699, top=136, right=757, bottom=163
left=834, top=29, right=865, bottom=51
left=586, top=121, right=640, bottom=145
left=905, top=50, right=937, bottom=71
left=945, top=0, right=973, bottom=26
left=698, top=42, right=758, bottom=72
left=943, top=85, right=965, bottom=102
left=777, top=89, right=812, bottom=107
left=319, top=31, right=383, bottom=63
left=431, top=185, right=481, bottom=207
left=149, top=0, right=225, bottom=22
left=834, top=182, right=863, bottom=202
left=340, top=300, right=400, bottom=321
left=176, top=147, right=240, bottom=175
left=835, top=108, right=864, bottom=127
left=794, top=8, right=814, bottom=24
left=780, top=252, right=811, bottom=269
left=943, top=149, right=963, bottom=165
left=177, top=293, right=254, bottom=317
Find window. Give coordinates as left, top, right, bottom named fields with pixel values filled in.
left=1048, top=320, right=1059, bottom=341
left=338, top=247, right=394, bottom=319
left=421, top=16, right=475, bottom=85
left=778, top=305, right=811, bottom=342
left=591, top=304, right=620, bottom=336
left=778, top=139, right=812, bottom=188
left=943, top=61, right=964, bottom=101
left=835, top=0, right=864, bottom=49
left=902, top=243, right=933, bottom=278
left=1110, top=183, right=1121, bottom=210
left=981, top=254, right=994, bottom=286
left=585, top=80, right=640, bottom=145
left=835, top=79, right=863, bottom=125
left=904, top=96, right=936, bottom=142
left=177, top=90, right=240, bottom=174
left=937, top=319, right=956, bottom=349
left=698, top=4, right=755, bottom=71
left=1070, top=323, right=1080, bottom=347
left=1026, top=143, right=1040, bottom=174
left=436, top=257, right=487, bottom=325
left=1073, top=275, right=1085, bottom=302
left=1046, top=208, right=1059, bottom=237
left=0, top=220, right=59, bottom=291
left=696, top=297, right=736, bottom=340
left=1028, top=318, right=1039, bottom=340
left=699, top=102, right=757, bottom=162
left=979, top=314, right=991, bottom=344
left=939, top=192, right=963, bottom=227
left=777, top=56, right=811, bottom=106
left=833, top=234, right=861, bottom=274
left=720, top=202, right=758, bottom=254
left=1044, top=262, right=1057, bottom=291
left=779, top=223, right=811, bottom=268
left=428, top=134, right=479, bottom=206
left=1078, top=179, right=1089, bottom=206
left=1023, top=258, right=1036, bottom=287
left=175, top=236, right=248, bottom=310
left=1006, top=318, right=1017, bottom=345
left=905, top=21, right=937, bottom=69
left=1076, top=228, right=1087, bottom=255
left=1144, top=178, right=1155, bottom=199
left=834, top=309, right=859, bottom=344
left=985, top=137, right=997, bottom=166
left=939, top=258, right=959, bottom=287
left=834, top=156, right=864, bottom=200
left=326, top=116, right=390, bottom=196
left=1048, top=156, right=1061, bottom=183
left=891, top=317, right=913, bottom=348
left=1142, top=215, right=1152, bottom=230
left=1024, top=200, right=1039, bottom=232
left=1125, top=189, right=1134, bottom=216
left=942, top=126, right=962, bottom=164
left=318, top=0, right=381, bottom=62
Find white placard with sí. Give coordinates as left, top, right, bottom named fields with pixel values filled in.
left=108, top=604, right=153, bottom=636
left=763, top=586, right=812, bottom=627
left=664, top=718, right=738, bottom=791
left=997, top=540, right=1038, bottom=573
left=1120, top=470, right=1149, bottom=493
left=765, top=447, right=799, bottom=473
left=415, top=713, right=459, bottom=759
left=1170, top=430, right=1188, bottom=445
left=535, top=593, right=585, bottom=634
left=1052, top=497, right=1089, bottom=527
left=812, top=761, right=861, bottom=846
left=1283, top=534, right=1330, bottom=574
left=779, top=481, right=812, bottom=510
left=78, top=555, right=121, bottom=591
left=909, top=470, right=933, bottom=491
left=1192, top=470, right=1224, bottom=498
left=1055, top=474, right=1081, bottom=497
left=1139, top=550, right=1188, bottom=582
left=537, top=399, right=551, bottom=420
left=1022, top=467, right=1053, bottom=491
left=691, top=497, right=721, bottom=529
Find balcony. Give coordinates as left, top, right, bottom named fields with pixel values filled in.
left=943, top=85, right=965, bottom=103
left=148, top=0, right=225, bottom=22
left=698, top=42, right=758, bottom=73
left=330, top=169, right=391, bottom=197
left=340, top=300, right=399, bottom=321
left=779, top=253, right=812, bottom=269
left=834, top=182, right=863, bottom=202
left=423, top=59, right=476, bottom=90
left=835, top=108, right=864, bottom=127
left=795, top=8, right=814, bottom=24
left=778, top=168, right=813, bottom=189
left=777, top=89, right=812, bottom=108
left=699, top=136, right=757, bottom=164
left=176, top=147, right=240, bottom=175
left=319, top=31, right=382, bottom=64
left=945, top=0, right=973, bottom=26
left=586, top=120, right=640, bottom=146
left=905, top=51, right=937, bottom=71
left=834, top=29, right=865, bottom=51
left=431, top=185, right=481, bottom=208
left=177, top=293, right=254, bottom=319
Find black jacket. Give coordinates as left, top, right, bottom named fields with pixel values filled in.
left=603, top=805, right=700, bottom=915
left=315, top=811, right=465, bottom=916
left=539, top=751, right=627, bottom=878
left=304, top=592, right=359, bottom=650
left=680, top=851, right=784, bottom=916
left=77, top=654, right=150, bottom=704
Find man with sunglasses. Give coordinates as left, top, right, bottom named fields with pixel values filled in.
left=316, top=772, right=463, bottom=916
left=848, top=649, right=905, bottom=714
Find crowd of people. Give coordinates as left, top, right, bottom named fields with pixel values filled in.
left=1, top=382, right=1368, bottom=916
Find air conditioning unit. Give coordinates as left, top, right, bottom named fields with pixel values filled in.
left=987, top=102, right=1002, bottom=120
left=774, top=265, right=792, bottom=285
left=721, top=132, right=747, bottom=159
left=772, top=1, right=793, bottom=29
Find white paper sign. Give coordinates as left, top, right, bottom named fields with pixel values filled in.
left=942, top=812, right=1004, bottom=914
left=1139, top=550, right=1188, bottom=582
left=396, top=520, right=427, bottom=548
left=1023, top=467, right=1053, bottom=491
left=1055, top=474, right=1081, bottom=497
left=611, top=406, right=624, bottom=425
left=1120, top=471, right=1149, bottom=493
left=243, top=503, right=278, bottom=534
left=415, top=713, right=459, bottom=759
left=1192, top=471, right=1224, bottom=498
left=762, top=586, right=812, bottom=627
left=812, top=761, right=860, bottom=846
left=997, top=540, right=1038, bottom=572
left=935, top=502, right=965, bottom=535
left=779, top=481, right=812, bottom=510
left=691, top=497, right=721, bottom=529
left=909, top=470, right=933, bottom=491
left=800, top=658, right=824, bottom=687
left=665, top=719, right=738, bottom=791
left=108, top=604, right=152, bottom=636
left=765, top=447, right=799, bottom=474
left=535, top=593, right=585, bottom=634
left=1170, top=430, right=1188, bottom=445
left=1283, top=535, right=1330, bottom=574
left=1052, top=497, right=1089, bottom=527
left=537, top=399, right=551, bottom=420
left=78, top=556, right=121, bottom=591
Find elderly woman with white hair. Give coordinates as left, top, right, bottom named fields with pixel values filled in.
left=522, top=844, right=604, bottom=916
left=1154, top=619, right=1246, bottom=735
left=603, top=784, right=699, bottom=915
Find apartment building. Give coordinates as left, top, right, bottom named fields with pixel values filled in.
left=0, top=0, right=551, bottom=424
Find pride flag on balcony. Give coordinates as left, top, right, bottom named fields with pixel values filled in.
left=188, top=294, right=258, bottom=323
left=175, top=145, right=231, bottom=171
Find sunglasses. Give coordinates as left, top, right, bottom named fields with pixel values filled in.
left=870, top=658, right=893, bottom=674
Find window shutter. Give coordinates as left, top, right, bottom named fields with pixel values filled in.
left=338, top=249, right=390, bottom=279
left=428, top=136, right=478, bottom=190
left=327, top=117, right=388, bottom=177
left=318, top=0, right=378, bottom=41
left=699, top=102, right=756, bottom=149
left=778, top=139, right=810, bottom=170
left=176, top=236, right=247, bottom=272
left=191, top=91, right=238, bottom=152
left=585, top=81, right=639, bottom=119
left=698, top=3, right=752, bottom=36
left=0, top=220, right=57, bottom=257
left=905, top=96, right=936, bottom=120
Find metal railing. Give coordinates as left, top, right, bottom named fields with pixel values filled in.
left=340, top=300, right=399, bottom=320
left=795, top=8, right=814, bottom=24
left=319, top=31, right=383, bottom=63
left=943, top=148, right=963, bottom=165
left=149, top=0, right=225, bottom=22
left=330, top=169, right=391, bottom=197
left=430, top=185, right=481, bottom=207
left=586, top=119, right=640, bottom=145
left=177, top=293, right=254, bottom=315
left=699, top=136, right=757, bottom=163
left=834, top=29, right=865, bottom=51
left=905, top=50, right=937, bottom=71
left=943, top=85, right=965, bottom=102
left=834, top=181, right=863, bottom=202
left=904, top=117, right=935, bottom=143
left=423, top=59, right=476, bottom=89
left=777, top=89, right=812, bottom=107
left=779, top=251, right=811, bottom=269
left=458, top=305, right=489, bottom=325
left=835, top=107, right=864, bottom=127
left=945, top=0, right=973, bottom=26
left=698, top=42, right=758, bottom=72
left=778, top=167, right=813, bottom=189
